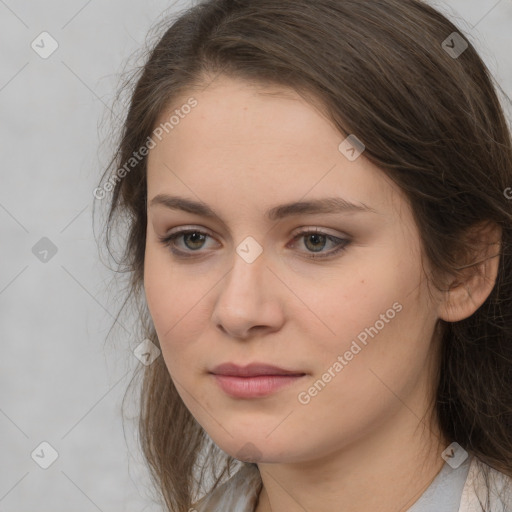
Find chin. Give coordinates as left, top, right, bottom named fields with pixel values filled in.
left=210, top=431, right=299, bottom=464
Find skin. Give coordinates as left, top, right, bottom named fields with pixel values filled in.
left=144, top=74, right=500, bottom=512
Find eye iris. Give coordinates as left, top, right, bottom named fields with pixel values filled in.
left=304, top=233, right=326, bottom=252
left=184, top=232, right=206, bottom=250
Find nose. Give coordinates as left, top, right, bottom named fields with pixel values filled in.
left=211, top=248, right=285, bottom=340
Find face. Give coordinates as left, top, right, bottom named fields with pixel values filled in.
left=144, top=75, right=443, bottom=464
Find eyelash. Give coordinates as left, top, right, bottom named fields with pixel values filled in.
left=157, top=228, right=350, bottom=260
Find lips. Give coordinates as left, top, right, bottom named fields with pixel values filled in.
left=209, top=362, right=307, bottom=398
left=210, top=362, right=306, bottom=377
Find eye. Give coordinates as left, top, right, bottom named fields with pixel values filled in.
left=157, top=227, right=350, bottom=260
left=158, top=228, right=216, bottom=257
left=288, top=229, right=350, bottom=260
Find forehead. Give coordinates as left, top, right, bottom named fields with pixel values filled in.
left=146, top=76, right=403, bottom=220
left=160, top=76, right=334, bottom=147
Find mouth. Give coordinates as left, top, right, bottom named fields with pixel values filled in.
left=209, top=362, right=307, bottom=398
left=210, top=362, right=306, bottom=377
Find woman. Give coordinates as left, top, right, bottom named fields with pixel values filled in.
left=95, top=0, right=512, bottom=510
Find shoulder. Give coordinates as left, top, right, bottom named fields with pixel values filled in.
left=192, top=463, right=262, bottom=512
left=459, top=456, right=512, bottom=512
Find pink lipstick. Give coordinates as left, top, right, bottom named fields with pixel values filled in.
left=210, top=362, right=306, bottom=398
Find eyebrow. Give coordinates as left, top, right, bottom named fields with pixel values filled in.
left=149, top=194, right=379, bottom=222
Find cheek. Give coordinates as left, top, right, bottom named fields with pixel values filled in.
left=144, top=249, right=183, bottom=354
left=144, top=243, right=192, bottom=328
left=306, top=245, right=430, bottom=390
left=292, top=291, right=434, bottom=458
left=307, top=260, right=405, bottom=351
left=143, top=248, right=171, bottom=331
left=143, top=248, right=211, bottom=372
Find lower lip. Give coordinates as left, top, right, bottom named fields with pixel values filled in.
left=212, top=374, right=306, bottom=398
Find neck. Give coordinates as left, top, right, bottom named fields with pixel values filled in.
left=254, top=410, right=449, bottom=512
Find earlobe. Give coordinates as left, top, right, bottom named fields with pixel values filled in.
left=437, top=221, right=502, bottom=323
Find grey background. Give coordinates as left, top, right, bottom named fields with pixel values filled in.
left=0, top=1, right=511, bottom=511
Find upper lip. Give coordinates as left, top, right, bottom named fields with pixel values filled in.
left=210, top=362, right=306, bottom=377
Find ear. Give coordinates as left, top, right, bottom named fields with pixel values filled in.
left=437, top=221, right=502, bottom=323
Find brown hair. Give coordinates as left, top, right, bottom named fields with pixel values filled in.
left=95, top=0, right=512, bottom=510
